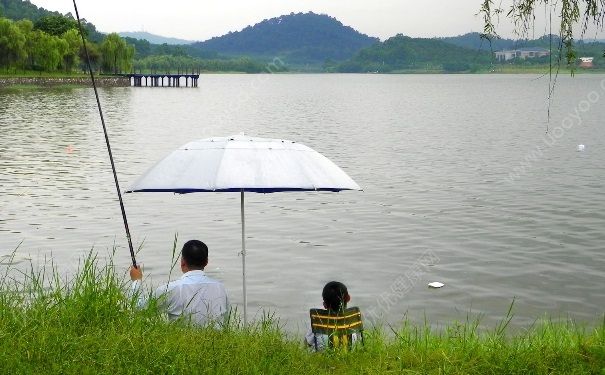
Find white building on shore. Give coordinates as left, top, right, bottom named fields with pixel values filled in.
left=495, top=47, right=550, bottom=62
left=579, top=57, right=594, bottom=68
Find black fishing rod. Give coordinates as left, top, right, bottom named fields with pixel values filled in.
left=72, top=0, right=137, bottom=267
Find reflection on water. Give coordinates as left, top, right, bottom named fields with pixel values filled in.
left=1, top=75, right=604, bottom=330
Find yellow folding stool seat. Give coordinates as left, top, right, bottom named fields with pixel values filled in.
left=309, top=306, right=364, bottom=351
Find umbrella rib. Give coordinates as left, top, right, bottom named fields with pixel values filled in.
left=290, top=149, right=318, bottom=191
left=211, top=143, right=230, bottom=191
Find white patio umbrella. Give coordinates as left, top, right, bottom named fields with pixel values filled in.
left=126, top=135, right=361, bottom=324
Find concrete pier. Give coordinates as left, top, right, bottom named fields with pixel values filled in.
left=124, top=74, right=199, bottom=88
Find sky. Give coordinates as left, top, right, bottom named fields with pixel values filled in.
left=29, top=0, right=605, bottom=42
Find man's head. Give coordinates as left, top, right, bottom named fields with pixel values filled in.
left=180, top=240, right=209, bottom=272
left=322, top=281, right=350, bottom=311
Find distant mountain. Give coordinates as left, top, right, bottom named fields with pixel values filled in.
left=338, top=34, right=491, bottom=73
left=119, top=31, right=194, bottom=45
left=188, top=12, right=379, bottom=66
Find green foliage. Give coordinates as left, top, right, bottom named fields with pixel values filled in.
left=442, top=32, right=527, bottom=51
left=14, top=17, right=31, bottom=34
left=34, top=14, right=77, bottom=36
left=338, top=34, right=491, bottom=73
left=122, top=37, right=201, bottom=59
left=134, top=54, right=281, bottom=74
left=79, top=40, right=101, bottom=71
left=61, top=28, right=81, bottom=72
left=100, top=33, right=135, bottom=74
left=0, top=0, right=62, bottom=22
left=0, top=16, right=25, bottom=69
left=30, top=30, right=64, bottom=71
left=80, top=18, right=104, bottom=43
left=342, top=31, right=605, bottom=73
left=0, top=16, right=135, bottom=74
left=0, top=0, right=103, bottom=42
left=479, top=0, right=605, bottom=67
left=0, top=252, right=603, bottom=374
left=443, top=62, right=472, bottom=72
left=123, top=36, right=152, bottom=58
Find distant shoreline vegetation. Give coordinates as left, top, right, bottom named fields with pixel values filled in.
left=0, top=75, right=129, bottom=89
left=1, top=65, right=603, bottom=87
left=3, top=68, right=605, bottom=90
left=1, top=1, right=603, bottom=77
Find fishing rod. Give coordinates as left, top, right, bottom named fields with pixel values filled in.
left=72, top=0, right=138, bottom=267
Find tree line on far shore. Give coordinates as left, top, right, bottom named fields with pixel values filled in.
left=0, top=15, right=134, bottom=74
left=0, top=14, right=286, bottom=75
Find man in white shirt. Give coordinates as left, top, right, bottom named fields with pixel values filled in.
left=130, top=239, right=229, bottom=326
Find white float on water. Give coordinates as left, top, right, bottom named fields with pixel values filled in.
left=577, top=144, right=586, bottom=151
left=428, top=281, right=444, bottom=288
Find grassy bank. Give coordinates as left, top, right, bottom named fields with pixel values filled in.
left=480, top=65, right=605, bottom=74
left=0, top=75, right=129, bottom=89
left=0, top=69, right=90, bottom=78
left=0, top=254, right=603, bottom=374
left=0, top=69, right=131, bottom=89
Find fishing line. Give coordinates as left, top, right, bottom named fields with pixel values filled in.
left=547, top=4, right=552, bottom=133
left=72, top=0, right=138, bottom=267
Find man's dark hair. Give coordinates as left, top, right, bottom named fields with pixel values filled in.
left=181, top=240, right=208, bottom=269
left=322, top=281, right=349, bottom=311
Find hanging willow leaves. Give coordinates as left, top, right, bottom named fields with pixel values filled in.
left=480, top=0, right=605, bottom=66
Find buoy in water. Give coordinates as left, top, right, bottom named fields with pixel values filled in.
left=577, top=144, right=585, bottom=151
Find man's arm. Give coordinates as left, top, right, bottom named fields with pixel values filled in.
left=129, top=265, right=147, bottom=309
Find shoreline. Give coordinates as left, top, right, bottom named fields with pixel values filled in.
left=0, top=76, right=130, bottom=88
left=2, top=69, right=605, bottom=88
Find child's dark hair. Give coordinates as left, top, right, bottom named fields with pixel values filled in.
left=322, top=281, right=349, bottom=311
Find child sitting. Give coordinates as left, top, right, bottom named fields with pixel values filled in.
left=305, top=281, right=360, bottom=351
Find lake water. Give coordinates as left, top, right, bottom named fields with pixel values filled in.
left=1, top=74, right=604, bottom=331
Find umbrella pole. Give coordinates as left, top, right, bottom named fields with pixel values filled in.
left=240, top=189, right=247, bottom=326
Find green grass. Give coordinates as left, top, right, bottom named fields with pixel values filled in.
left=484, top=65, right=605, bottom=74
left=0, top=84, right=88, bottom=91
left=0, top=69, right=90, bottom=78
left=0, top=252, right=603, bottom=374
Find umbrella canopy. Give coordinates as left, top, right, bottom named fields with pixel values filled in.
left=128, top=135, right=360, bottom=193
left=126, top=135, right=361, bottom=324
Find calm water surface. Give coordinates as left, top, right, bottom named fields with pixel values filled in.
left=1, top=74, right=604, bottom=331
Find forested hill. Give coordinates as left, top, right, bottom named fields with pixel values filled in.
left=0, top=0, right=59, bottom=21
left=0, top=0, right=104, bottom=41
left=440, top=32, right=518, bottom=51
left=442, top=32, right=605, bottom=51
left=189, top=12, right=379, bottom=66
left=337, top=34, right=491, bottom=73
left=440, top=32, right=604, bottom=67
left=440, top=32, right=564, bottom=51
